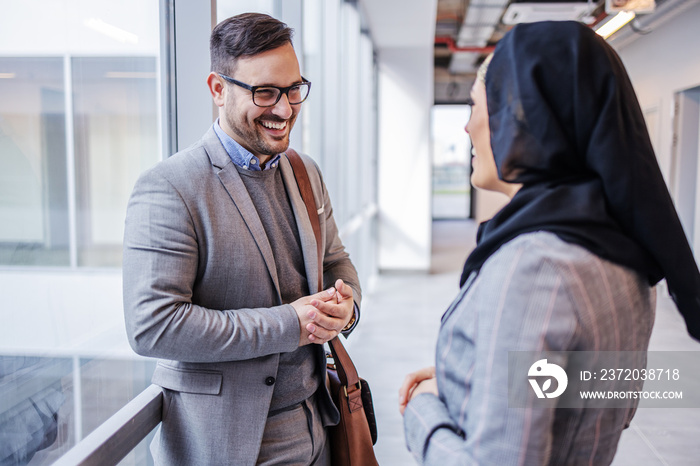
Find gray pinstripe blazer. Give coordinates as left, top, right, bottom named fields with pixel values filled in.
left=404, top=232, right=655, bottom=465
left=122, top=127, right=361, bottom=465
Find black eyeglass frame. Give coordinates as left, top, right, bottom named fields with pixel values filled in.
left=218, top=73, right=312, bottom=107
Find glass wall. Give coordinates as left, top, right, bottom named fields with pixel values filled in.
left=0, top=58, right=68, bottom=266
left=0, top=1, right=160, bottom=464
left=72, top=57, right=159, bottom=267
left=0, top=3, right=161, bottom=269
left=0, top=55, right=159, bottom=269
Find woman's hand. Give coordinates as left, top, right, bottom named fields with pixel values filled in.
left=399, top=366, right=438, bottom=415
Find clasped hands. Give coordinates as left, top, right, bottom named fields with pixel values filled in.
left=292, top=278, right=354, bottom=346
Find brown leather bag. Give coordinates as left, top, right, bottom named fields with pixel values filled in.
left=326, top=337, right=378, bottom=466
left=286, top=149, right=379, bottom=466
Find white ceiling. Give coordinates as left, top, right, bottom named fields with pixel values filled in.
left=359, top=0, right=438, bottom=49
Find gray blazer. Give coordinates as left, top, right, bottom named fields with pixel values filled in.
left=404, top=232, right=655, bottom=465
left=122, top=127, right=361, bottom=465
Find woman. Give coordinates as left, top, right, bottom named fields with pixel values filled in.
left=399, top=21, right=700, bottom=465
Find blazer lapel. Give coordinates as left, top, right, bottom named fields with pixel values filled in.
left=279, top=155, right=321, bottom=294
left=202, top=128, right=282, bottom=300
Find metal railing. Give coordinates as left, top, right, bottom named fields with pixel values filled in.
left=53, top=384, right=162, bottom=466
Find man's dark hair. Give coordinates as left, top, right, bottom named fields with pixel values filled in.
left=210, top=13, right=294, bottom=75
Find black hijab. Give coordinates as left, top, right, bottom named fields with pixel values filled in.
left=460, top=21, right=700, bottom=340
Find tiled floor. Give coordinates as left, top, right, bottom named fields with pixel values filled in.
left=347, top=219, right=700, bottom=466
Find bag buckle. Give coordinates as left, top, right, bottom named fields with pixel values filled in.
left=343, top=381, right=362, bottom=398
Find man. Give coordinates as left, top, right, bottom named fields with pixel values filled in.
left=122, top=13, right=361, bottom=465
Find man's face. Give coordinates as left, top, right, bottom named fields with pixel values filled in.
left=219, top=42, right=302, bottom=162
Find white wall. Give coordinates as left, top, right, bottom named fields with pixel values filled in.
left=612, top=2, right=700, bottom=258
left=612, top=3, right=700, bottom=182
left=362, top=0, right=437, bottom=271
left=377, top=47, right=434, bottom=270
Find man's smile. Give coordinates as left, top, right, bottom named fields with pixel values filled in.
left=260, top=120, right=288, bottom=131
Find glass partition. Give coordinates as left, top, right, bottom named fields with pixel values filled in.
left=0, top=58, right=69, bottom=266
left=0, top=1, right=161, bottom=464
left=72, top=57, right=158, bottom=267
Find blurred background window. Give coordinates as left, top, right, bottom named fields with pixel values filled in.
left=431, top=105, right=471, bottom=220
left=0, top=1, right=160, bottom=464
left=0, top=58, right=68, bottom=266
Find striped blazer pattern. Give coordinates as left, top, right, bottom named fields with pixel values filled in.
left=404, top=231, right=655, bottom=465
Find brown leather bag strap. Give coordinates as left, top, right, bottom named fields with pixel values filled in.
left=328, top=334, right=361, bottom=391
left=285, top=149, right=361, bottom=391
left=286, top=148, right=323, bottom=293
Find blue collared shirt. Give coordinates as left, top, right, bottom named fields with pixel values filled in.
left=213, top=120, right=282, bottom=170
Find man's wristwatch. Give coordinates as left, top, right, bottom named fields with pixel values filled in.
left=342, top=313, right=356, bottom=332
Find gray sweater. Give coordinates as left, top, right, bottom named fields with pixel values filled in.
left=237, top=165, right=320, bottom=414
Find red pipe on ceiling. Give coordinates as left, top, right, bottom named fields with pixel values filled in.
left=435, top=36, right=496, bottom=54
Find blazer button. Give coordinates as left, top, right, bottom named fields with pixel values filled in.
left=265, top=376, right=275, bottom=386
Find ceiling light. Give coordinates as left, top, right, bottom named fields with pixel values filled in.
left=84, top=18, right=139, bottom=45
left=502, top=2, right=594, bottom=25
left=0, top=73, right=16, bottom=79
left=595, top=11, right=636, bottom=39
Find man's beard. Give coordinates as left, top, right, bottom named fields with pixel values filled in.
left=224, top=110, right=294, bottom=157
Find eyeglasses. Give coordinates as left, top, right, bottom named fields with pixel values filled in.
left=218, top=74, right=311, bottom=107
